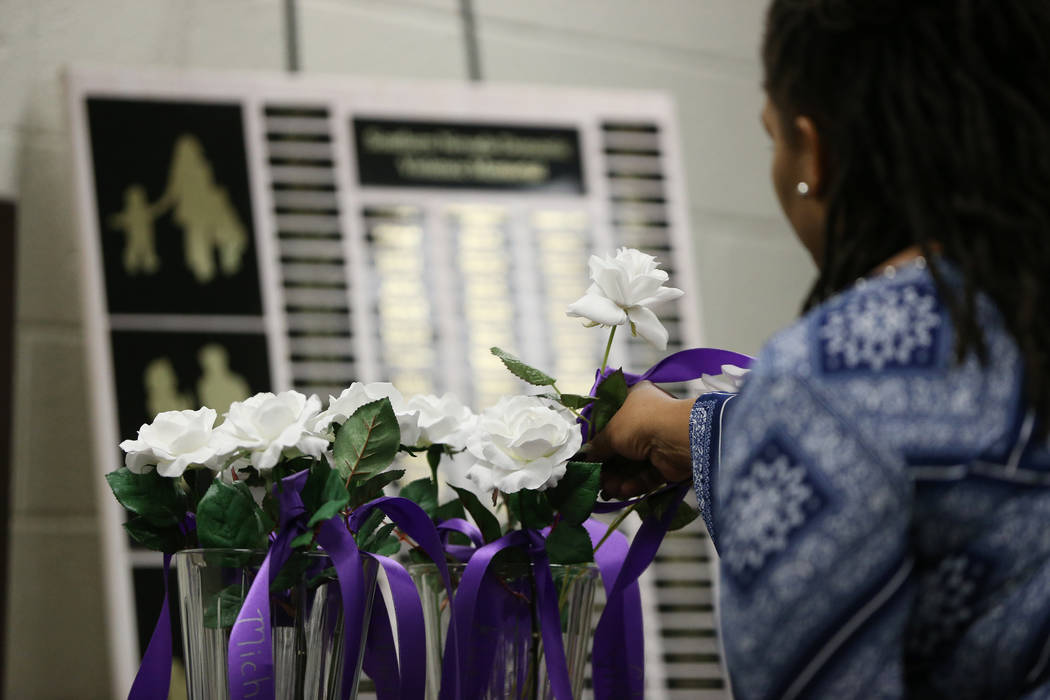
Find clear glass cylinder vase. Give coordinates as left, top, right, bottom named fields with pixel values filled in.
left=175, top=549, right=378, bottom=700
left=409, top=562, right=601, bottom=700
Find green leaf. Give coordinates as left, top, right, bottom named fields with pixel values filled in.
left=196, top=480, right=270, bottom=550
left=270, top=551, right=312, bottom=593
left=300, top=461, right=329, bottom=515
left=490, top=347, right=556, bottom=387
left=546, top=462, right=601, bottom=525
left=353, top=509, right=386, bottom=547
left=270, top=456, right=314, bottom=484
left=303, top=462, right=351, bottom=528
left=399, top=478, right=437, bottom=519
left=545, top=523, right=594, bottom=564
left=261, top=491, right=280, bottom=531
left=635, top=490, right=701, bottom=532
left=589, top=370, right=628, bottom=436
left=551, top=393, right=596, bottom=410
left=360, top=523, right=397, bottom=553
left=492, top=545, right=530, bottom=569
left=123, top=516, right=183, bottom=552
left=407, top=548, right=433, bottom=565
left=659, top=502, right=699, bottom=531
left=105, top=467, right=187, bottom=526
left=505, top=490, right=554, bottom=530
left=290, top=531, right=315, bottom=549
left=435, top=498, right=465, bottom=522
left=204, top=584, right=247, bottom=629
left=349, top=469, right=405, bottom=509
left=372, top=536, right=401, bottom=557
left=451, top=486, right=502, bottom=542
left=307, top=566, right=338, bottom=588
left=332, top=398, right=401, bottom=482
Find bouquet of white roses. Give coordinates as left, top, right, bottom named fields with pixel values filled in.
left=110, top=246, right=704, bottom=700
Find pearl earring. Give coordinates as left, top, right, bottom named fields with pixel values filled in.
left=796, top=182, right=810, bottom=196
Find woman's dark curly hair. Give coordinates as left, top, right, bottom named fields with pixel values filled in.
left=763, top=0, right=1050, bottom=424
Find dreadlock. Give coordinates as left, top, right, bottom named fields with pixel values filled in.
left=763, top=0, right=1050, bottom=426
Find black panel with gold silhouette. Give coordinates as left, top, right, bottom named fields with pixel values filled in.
left=87, top=98, right=262, bottom=315
left=110, top=330, right=271, bottom=443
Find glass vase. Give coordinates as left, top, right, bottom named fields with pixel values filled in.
left=175, top=549, right=378, bottom=700
left=409, top=562, right=601, bottom=700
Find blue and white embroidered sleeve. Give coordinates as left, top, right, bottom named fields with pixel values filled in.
left=689, top=392, right=737, bottom=548
left=712, top=364, right=914, bottom=699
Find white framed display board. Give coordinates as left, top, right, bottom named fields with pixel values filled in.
left=67, top=65, right=724, bottom=698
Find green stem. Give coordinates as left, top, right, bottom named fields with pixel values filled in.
left=593, top=497, right=642, bottom=554
left=600, top=325, right=617, bottom=374
left=430, top=458, right=439, bottom=501
left=527, top=561, right=541, bottom=700
left=550, top=382, right=593, bottom=427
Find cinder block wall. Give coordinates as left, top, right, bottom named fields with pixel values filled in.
left=0, top=1, right=813, bottom=697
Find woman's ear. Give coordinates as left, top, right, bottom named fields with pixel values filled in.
left=793, top=115, right=825, bottom=196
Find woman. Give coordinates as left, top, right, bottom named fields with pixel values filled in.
left=593, top=1, right=1050, bottom=697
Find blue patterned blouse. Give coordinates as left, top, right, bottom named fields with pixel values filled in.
left=690, top=259, right=1050, bottom=699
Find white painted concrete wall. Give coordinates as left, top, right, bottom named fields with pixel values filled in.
left=1, top=1, right=814, bottom=696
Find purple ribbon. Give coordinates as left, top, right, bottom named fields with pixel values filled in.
left=361, top=554, right=426, bottom=699
left=126, top=553, right=172, bottom=699
left=315, top=518, right=369, bottom=700
left=581, top=347, right=753, bottom=440
left=227, top=469, right=310, bottom=700
left=590, top=482, right=690, bottom=697
left=450, top=529, right=575, bottom=700
left=349, top=496, right=461, bottom=700
left=437, top=518, right=485, bottom=562
left=127, top=514, right=196, bottom=700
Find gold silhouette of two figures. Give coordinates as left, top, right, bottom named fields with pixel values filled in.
left=146, top=343, right=250, bottom=420
left=109, top=134, right=248, bottom=283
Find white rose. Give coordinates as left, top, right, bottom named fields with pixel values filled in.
left=700, top=364, right=750, bottom=394
left=464, top=396, right=582, bottom=494
left=211, top=391, right=328, bottom=472
left=566, top=247, right=684, bottom=350
left=119, top=408, right=222, bottom=477
left=440, top=448, right=491, bottom=501
left=407, top=393, right=475, bottom=449
left=313, top=382, right=421, bottom=446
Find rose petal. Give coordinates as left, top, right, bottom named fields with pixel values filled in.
left=566, top=293, right=628, bottom=326
left=627, top=305, right=670, bottom=350
left=634, top=284, right=684, bottom=308
left=592, top=261, right=630, bottom=306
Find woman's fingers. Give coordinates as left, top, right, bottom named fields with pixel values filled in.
left=600, top=457, right=664, bottom=499
left=616, top=467, right=664, bottom=498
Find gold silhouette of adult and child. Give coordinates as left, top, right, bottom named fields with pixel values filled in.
left=109, top=133, right=248, bottom=284
left=145, top=343, right=250, bottom=420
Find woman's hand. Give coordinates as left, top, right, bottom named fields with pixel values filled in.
left=587, top=381, right=695, bottom=499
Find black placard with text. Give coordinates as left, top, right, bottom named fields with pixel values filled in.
left=353, top=118, right=585, bottom=194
